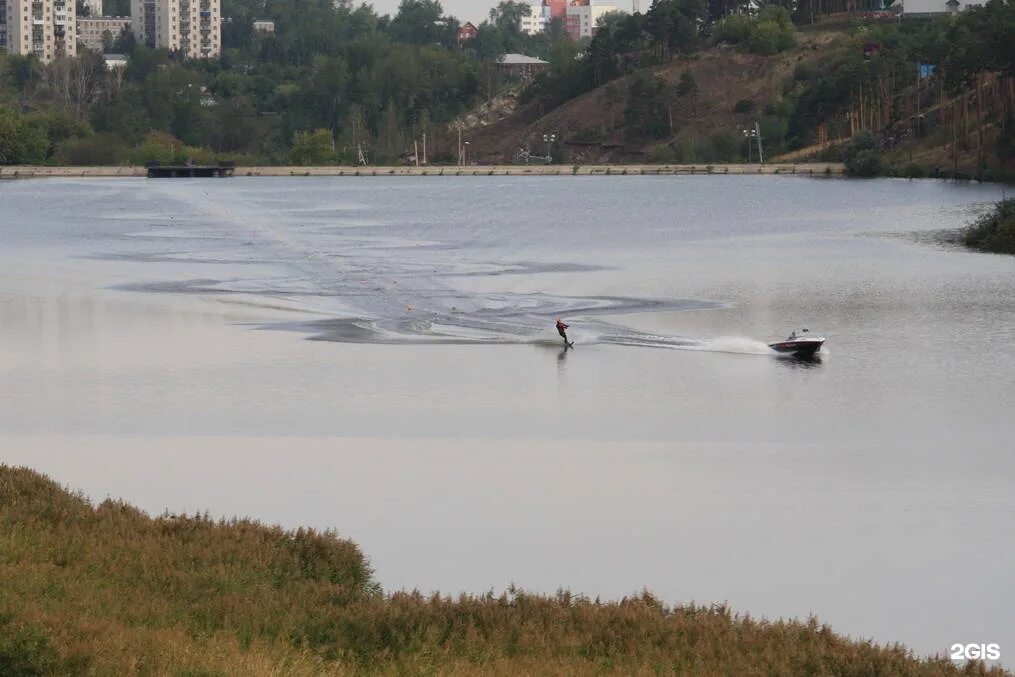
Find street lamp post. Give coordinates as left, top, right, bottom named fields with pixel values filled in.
left=741, top=123, right=764, bottom=164
left=543, top=133, right=556, bottom=164
left=741, top=127, right=756, bottom=163
left=463, top=141, right=470, bottom=166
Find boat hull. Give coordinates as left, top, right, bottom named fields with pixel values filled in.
left=768, top=338, right=825, bottom=358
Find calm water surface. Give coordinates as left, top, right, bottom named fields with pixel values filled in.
left=1, top=176, right=1013, bottom=660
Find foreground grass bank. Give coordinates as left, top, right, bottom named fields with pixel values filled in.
left=964, top=199, right=1015, bottom=255
left=0, top=466, right=1005, bottom=676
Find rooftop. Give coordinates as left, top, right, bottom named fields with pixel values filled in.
left=498, top=53, right=549, bottom=66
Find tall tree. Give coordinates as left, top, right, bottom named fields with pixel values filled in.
left=390, top=0, right=453, bottom=46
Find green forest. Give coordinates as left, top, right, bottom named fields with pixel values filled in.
left=1, top=0, right=1013, bottom=169
left=0, top=0, right=565, bottom=166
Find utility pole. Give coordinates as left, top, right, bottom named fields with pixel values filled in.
left=422, top=132, right=427, bottom=166
left=915, top=61, right=921, bottom=137
left=755, top=120, right=764, bottom=164
left=458, top=126, right=463, bottom=166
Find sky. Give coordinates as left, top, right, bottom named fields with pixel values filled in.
left=367, top=1, right=640, bottom=26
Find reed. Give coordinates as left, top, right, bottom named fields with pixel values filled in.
left=1, top=465, right=1006, bottom=675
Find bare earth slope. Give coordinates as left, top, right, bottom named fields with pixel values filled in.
left=471, top=34, right=838, bottom=166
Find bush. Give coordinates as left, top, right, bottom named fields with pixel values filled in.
left=130, top=131, right=182, bottom=165
left=964, top=199, right=1015, bottom=254
left=0, top=614, right=59, bottom=677
left=56, top=134, right=130, bottom=165
left=716, top=8, right=796, bottom=55
left=647, top=144, right=677, bottom=163
left=793, top=62, right=817, bottom=82
left=708, top=130, right=742, bottom=162
left=899, top=162, right=927, bottom=179
left=843, top=131, right=883, bottom=177
left=715, top=15, right=752, bottom=44
left=0, top=107, right=49, bottom=164
left=734, top=99, right=755, bottom=114
left=127, top=131, right=219, bottom=166
left=758, top=116, right=788, bottom=157
left=846, top=150, right=883, bottom=177
left=748, top=17, right=797, bottom=55
left=624, top=73, right=672, bottom=141
left=672, top=133, right=701, bottom=163
left=289, top=128, right=335, bottom=165
left=670, top=131, right=743, bottom=163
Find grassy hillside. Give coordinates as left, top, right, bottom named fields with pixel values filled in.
left=1, top=464, right=1008, bottom=675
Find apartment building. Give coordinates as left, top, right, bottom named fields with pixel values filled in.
left=131, top=0, right=219, bottom=59
left=77, top=15, right=129, bottom=51
left=545, top=0, right=568, bottom=19
left=566, top=0, right=618, bottom=40
left=520, top=0, right=547, bottom=34
left=901, top=0, right=982, bottom=15
left=1, top=0, right=76, bottom=62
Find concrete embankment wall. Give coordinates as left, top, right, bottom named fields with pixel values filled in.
left=0, top=166, right=147, bottom=178
left=1, top=163, right=845, bottom=179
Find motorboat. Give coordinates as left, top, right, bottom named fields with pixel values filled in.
left=768, top=329, right=825, bottom=358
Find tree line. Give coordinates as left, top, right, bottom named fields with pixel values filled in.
left=1, top=0, right=551, bottom=166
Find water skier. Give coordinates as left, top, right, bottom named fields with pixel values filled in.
left=556, top=319, right=573, bottom=348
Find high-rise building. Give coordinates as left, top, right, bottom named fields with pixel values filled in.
left=131, top=0, right=220, bottom=59
left=520, top=0, right=546, bottom=34
left=545, top=0, right=568, bottom=19
left=1, top=0, right=77, bottom=62
left=566, top=0, right=618, bottom=40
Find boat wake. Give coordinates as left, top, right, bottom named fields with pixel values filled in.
left=101, top=181, right=778, bottom=356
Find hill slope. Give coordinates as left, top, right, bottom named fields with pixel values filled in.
left=469, top=24, right=1014, bottom=179
left=471, top=39, right=825, bottom=165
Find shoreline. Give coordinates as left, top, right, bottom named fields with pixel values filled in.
left=0, top=162, right=845, bottom=178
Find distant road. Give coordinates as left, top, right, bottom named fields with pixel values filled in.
left=1, top=163, right=845, bottom=178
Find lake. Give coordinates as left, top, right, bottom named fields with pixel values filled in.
left=1, top=175, right=1013, bottom=661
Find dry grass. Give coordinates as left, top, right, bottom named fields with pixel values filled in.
left=1, top=465, right=1007, bottom=676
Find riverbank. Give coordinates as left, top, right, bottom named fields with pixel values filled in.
left=0, top=162, right=845, bottom=179
left=1, top=464, right=1004, bottom=676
